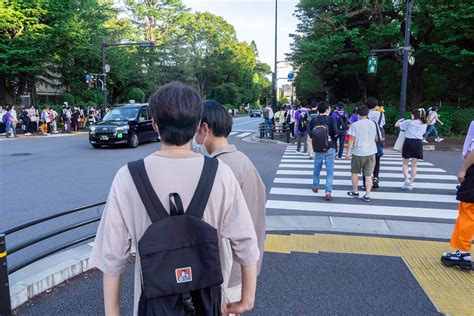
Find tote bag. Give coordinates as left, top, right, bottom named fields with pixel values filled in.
left=393, top=130, right=406, bottom=152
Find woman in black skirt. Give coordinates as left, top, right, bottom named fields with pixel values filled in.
left=395, top=108, right=428, bottom=190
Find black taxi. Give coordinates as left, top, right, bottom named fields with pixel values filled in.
left=89, top=104, right=158, bottom=148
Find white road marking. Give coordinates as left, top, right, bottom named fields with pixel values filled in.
left=273, top=177, right=457, bottom=190
left=280, top=159, right=434, bottom=166
left=236, top=132, right=252, bottom=138
left=269, top=187, right=457, bottom=203
left=278, top=164, right=446, bottom=173
left=229, top=132, right=238, bottom=136
left=276, top=170, right=457, bottom=180
left=265, top=200, right=457, bottom=220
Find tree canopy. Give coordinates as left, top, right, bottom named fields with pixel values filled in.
left=291, top=0, right=474, bottom=107
left=0, top=0, right=271, bottom=107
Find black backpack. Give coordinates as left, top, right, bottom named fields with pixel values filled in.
left=128, top=157, right=223, bottom=316
left=457, top=165, right=474, bottom=203
left=311, top=116, right=332, bottom=153
left=336, top=112, right=349, bottom=131
left=297, top=112, right=308, bottom=132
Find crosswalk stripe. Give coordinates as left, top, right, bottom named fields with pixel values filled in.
left=269, top=187, right=457, bottom=203
left=278, top=164, right=446, bottom=173
left=276, top=170, right=457, bottom=180
left=265, top=200, right=457, bottom=220
left=229, top=132, right=238, bottom=136
left=273, top=177, right=458, bottom=190
left=236, top=132, right=252, bottom=138
left=280, top=159, right=434, bottom=166
left=283, top=154, right=418, bottom=162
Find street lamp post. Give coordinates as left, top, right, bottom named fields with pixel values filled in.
left=100, top=40, right=155, bottom=108
left=271, top=0, right=278, bottom=112
left=399, top=0, right=413, bottom=119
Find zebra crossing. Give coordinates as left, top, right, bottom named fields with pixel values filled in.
left=267, top=145, right=460, bottom=222
left=229, top=131, right=253, bottom=138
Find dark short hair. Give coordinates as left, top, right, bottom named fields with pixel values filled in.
left=356, top=104, right=370, bottom=116
left=317, top=101, right=330, bottom=114
left=148, top=82, right=202, bottom=146
left=201, top=100, right=233, bottom=137
left=336, top=101, right=345, bottom=109
left=366, top=97, right=378, bottom=109
left=310, top=99, right=318, bottom=108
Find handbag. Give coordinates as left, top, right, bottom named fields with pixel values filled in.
left=394, top=130, right=406, bottom=152
left=373, top=120, right=384, bottom=157
left=456, top=165, right=474, bottom=203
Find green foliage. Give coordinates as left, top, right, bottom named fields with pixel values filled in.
left=61, top=93, right=75, bottom=105
left=291, top=1, right=474, bottom=106
left=126, top=87, right=145, bottom=103
left=0, top=0, right=271, bottom=109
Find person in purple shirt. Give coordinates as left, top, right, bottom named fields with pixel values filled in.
left=331, top=102, right=350, bottom=159
left=294, top=105, right=309, bottom=155
left=5, top=106, right=18, bottom=138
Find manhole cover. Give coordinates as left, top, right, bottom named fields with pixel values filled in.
left=10, top=153, right=32, bottom=156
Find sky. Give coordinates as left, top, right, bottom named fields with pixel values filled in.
left=183, top=0, right=300, bottom=80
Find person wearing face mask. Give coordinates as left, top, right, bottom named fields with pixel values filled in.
left=90, top=83, right=259, bottom=316
left=195, top=100, right=266, bottom=308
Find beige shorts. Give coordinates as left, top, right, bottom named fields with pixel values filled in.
left=351, top=154, right=376, bottom=177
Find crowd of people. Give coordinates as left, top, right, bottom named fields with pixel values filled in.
left=0, top=105, right=109, bottom=137
left=262, top=98, right=450, bottom=202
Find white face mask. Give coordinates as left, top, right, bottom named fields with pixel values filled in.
left=192, top=135, right=209, bottom=156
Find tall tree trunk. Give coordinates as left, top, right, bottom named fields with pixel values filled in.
left=409, top=65, right=424, bottom=106
left=0, top=75, right=15, bottom=105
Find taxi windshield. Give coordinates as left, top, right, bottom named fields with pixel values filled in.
left=102, top=108, right=139, bottom=121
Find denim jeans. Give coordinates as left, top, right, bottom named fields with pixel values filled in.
left=335, top=133, right=346, bottom=158
left=264, top=118, right=272, bottom=136
left=297, top=134, right=308, bottom=153
left=5, top=121, right=17, bottom=137
left=423, top=124, right=439, bottom=140
left=313, top=148, right=336, bottom=193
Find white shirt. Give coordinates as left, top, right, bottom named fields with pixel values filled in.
left=368, top=111, right=385, bottom=128
left=348, top=118, right=377, bottom=156
left=428, top=111, right=438, bottom=126
left=400, top=119, right=427, bottom=140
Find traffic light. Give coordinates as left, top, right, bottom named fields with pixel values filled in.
left=367, top=56, right=378, bottom=74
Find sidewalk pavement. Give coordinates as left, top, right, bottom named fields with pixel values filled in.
left=0, top=131, right=88, bottom=141
left=11, top=233, right=474, bottom=315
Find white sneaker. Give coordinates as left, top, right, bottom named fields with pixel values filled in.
left=422, top=139, right=428, bottom=143
left=303, top=152, right=309, bottom=156
left=401, top=180, right=411, bottom=190
left=436, top=138, right=444, bottom=142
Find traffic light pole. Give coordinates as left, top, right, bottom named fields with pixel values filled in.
left=271, top=0, right=278, bottom=112
left=101, top=40, right=107, bottom=109
left=399, top=0, right=413, bottom=119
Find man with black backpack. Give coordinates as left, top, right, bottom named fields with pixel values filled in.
left=331, top=102, right=350, bottom=159
left=90, top=82, right=259, bottom=316
left=295, top=105, right=309, bottom=155
left=309, top=101, right=338, bottom=201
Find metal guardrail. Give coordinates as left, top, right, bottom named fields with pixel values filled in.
left=258, top=122, right=291, bottom=143
left=0, top=201, right=106, bottom=316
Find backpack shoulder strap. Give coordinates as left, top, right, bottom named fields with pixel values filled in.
left=373, top=120, right=381, bottom=142
left=128, top=159, right=169, bottom=222
left=186, top=156, right=219, bottom=219
left=378, top=112, right=383, bottom=126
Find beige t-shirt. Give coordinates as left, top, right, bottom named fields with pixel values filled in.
left=89, top=155, right=260, bottom=315
left=210, top=145, right=266, bottom=288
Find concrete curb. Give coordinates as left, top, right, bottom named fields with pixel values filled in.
left=9, top=243, right=93, bottom=310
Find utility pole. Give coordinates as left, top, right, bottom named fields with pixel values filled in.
left=399, top=0, right=413, bottom=119
left=271, top=0, right=278, bottom=112
left=101, top=39, right=108, bottom=108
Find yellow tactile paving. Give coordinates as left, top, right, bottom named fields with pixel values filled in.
left=264, top=233, right=474, bottom=316
left=264, top=234, right=291, bottom=253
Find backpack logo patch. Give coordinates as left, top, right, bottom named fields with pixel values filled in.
left=175, top=267, right=193, bottom=283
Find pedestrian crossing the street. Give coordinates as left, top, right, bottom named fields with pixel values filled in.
left=267, top=145, right=460, bottom=222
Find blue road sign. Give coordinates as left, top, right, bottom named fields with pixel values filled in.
left=288, top=73, right=295, bottom=80
left=85, top=73, right=91, bottom=83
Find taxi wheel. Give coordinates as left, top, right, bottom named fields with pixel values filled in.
left=128, top=132, right=139, bottom=148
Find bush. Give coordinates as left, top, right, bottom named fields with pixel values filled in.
left=127, top=88, right=145, bottom=103
left=61, top=93, right=75, bottom=105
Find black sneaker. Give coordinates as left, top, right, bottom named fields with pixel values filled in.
left=362, top=195, right=371, bottom=202
left=441, top=251, right=472, bottom=271
left=373, top=178, right=379, bottom=189
left=347, top=191, right=359, bottom=197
